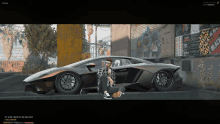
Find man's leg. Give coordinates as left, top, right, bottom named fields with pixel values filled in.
left=107, top=86, right=120, bottom=96
left=107, top=86, right=126, bottom=97
left=99, top=75, right=108, bottom=94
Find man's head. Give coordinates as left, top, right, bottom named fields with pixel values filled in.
left=105, top=57, right=112, bottom=68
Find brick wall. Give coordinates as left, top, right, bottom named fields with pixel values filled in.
left=1, top=61, right=24, bottom=72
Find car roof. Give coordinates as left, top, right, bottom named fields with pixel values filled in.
left=63, top=56, right=151, bottom=67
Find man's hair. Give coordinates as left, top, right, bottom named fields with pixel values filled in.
left=106, top=57, right=112, bottom=63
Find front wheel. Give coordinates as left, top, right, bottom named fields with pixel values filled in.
left=152, top=71, right=175, bottom=91
left=55, top=72, right=82, bottom=94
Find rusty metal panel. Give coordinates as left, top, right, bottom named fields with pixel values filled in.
left=57, top=24, right=83, bottom=67
left=82, top=53, right=91, bottom=60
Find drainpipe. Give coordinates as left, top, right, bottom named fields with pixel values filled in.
left=95, top=24, right=98, bottom=57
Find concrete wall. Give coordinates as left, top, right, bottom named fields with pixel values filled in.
left=57, top=24, right=83, bottom=67
left=111, top=24, right=131, bottom=56
left=173, top=56, right=220, bottom=88
left=159, top=24, right=175, bottom=58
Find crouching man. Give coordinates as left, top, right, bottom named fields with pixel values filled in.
left=97, top=58, right=125, bottom=99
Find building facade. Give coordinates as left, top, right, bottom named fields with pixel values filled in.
left=175, top=24, right=220, bottom=57
left=0, top=61, right=24, bottom=72
left=90, top=36, right=111, bottom=58
left=111, top=24, right=131, bottom=56
left=130, top=24, right=175, bottom=59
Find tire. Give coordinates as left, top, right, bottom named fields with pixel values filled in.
left=152, top=71, right=175, bottom=91
left=55, top=72, right=82, bottom=95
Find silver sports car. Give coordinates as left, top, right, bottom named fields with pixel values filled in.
left=23, top=56, right=182, bottom=94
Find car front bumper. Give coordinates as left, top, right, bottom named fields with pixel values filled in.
left=24, top=81, right=55, bottom=93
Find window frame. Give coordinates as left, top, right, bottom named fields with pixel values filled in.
left=75, top=58, right=107, bottom=69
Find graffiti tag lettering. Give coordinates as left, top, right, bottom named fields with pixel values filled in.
left=209, top=28, right=220, bottom=45
left=211, top=36, right=220, bottom=53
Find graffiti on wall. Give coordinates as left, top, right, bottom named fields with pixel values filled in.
left=199, top=30, right=210, bottom=55
left=198, top=27, right=220, bottom=55
left=175, top=24, right=191, bottom=37
left=131, top=26, right=161, bottom=58
left=209, top=27, right=220, bottom=54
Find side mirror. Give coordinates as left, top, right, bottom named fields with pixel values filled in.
left=86, top=63, right=95, bottom=71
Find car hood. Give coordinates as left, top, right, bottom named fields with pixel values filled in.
left=23, top=67, right=88, bottom=82
left=23, top=67, right=59, bottom=82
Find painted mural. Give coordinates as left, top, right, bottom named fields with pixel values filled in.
left=131, top=26, right=161, bottom=59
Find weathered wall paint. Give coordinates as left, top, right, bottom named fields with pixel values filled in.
left=174, top=57, right=220, bottom=89
left=57, top=24, right=82, bottom=67
left=82, top=53, right=91, bottom=60
left=160, top=24, right=175, bottom=58
left=111, top=24, right=131, bottom=56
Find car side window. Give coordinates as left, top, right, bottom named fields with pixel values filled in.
left=76, top=59, right=106, bottom=70
left=121, top=59, right=133, bottom=66
left=112, top=59, right=121, bottom=67
left=130, top=58, right=143, bottom=64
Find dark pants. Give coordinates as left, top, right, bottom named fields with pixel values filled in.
left=98, top=75, right=125, bottom=96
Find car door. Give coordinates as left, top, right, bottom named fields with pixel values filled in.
left=121, top=58, right=144, bottom=83
left=76, top=58, right=106, bottom=88
left=111, top=57, right=129, bottom=84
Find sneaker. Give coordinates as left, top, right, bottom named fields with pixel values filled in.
left=104, top=92, right=112, bottom=99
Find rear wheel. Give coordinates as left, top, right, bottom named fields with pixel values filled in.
left=55, top=72, right=82, bottom=94
left=153, top=71, right=175, bottom=91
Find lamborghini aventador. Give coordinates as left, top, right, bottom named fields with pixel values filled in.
left=23, top=56, right=182, bottom=94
